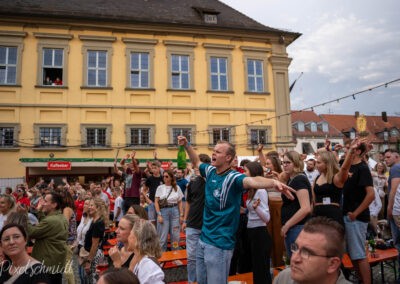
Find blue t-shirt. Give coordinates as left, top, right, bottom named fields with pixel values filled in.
left=199, top=163, right=246, bottom=250
left=388, top=163, right=400, bottom=193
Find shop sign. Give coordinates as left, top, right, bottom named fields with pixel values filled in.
left=47, top=161, right=71, bottom=171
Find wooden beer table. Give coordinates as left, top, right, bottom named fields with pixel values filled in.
left=342, top=248, right=398, bottom=283
left=228, top=272, right=253, bottom=283
left=158, top=249, right=187, bottom=268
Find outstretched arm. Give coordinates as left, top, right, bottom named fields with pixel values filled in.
left=177, top=136, right=200, bottom=169
left=243, top=176, right=295, bottom=200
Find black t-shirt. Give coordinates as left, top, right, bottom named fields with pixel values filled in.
left=186, top=175, right=206, bottom=229
left=281, top=173, right=311, bottom=225
left=0, top=262, right=51, bottom=284
left=145, top=175, right=163, bottom=202
left=342, top=162, right=373, bottom=222
left=84, top=218, right=105, bottom=252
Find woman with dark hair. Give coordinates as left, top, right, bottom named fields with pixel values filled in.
left=108, top=214, right=139, bottom=268
left=154, top=169, right=184, bottom=251
left=81, top=198, right=108, bottom=283
left=59, top=190, right=77, bottom=284
left=0, top=223, right=50, bottom=283
left=244, top=161, right=272, bottom=284
left=127, top=204, right=148, bottom=220
left=97, top=267, right=139, bottom=284
left=281, top=151, right=312, bottom=258
left=128, top=219, right=164, bottom=284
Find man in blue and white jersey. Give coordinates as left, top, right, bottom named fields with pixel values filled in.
left=177, top=136, right=294, bottom=284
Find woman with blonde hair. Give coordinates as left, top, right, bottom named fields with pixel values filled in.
left=128, top=219, right=164, bottom=284
left=109, top=214, right=140, bottom=269
left=0, top=194, right=15, bottom=230
left=280, top=150, right=312, bottom=258
left=313, top=142, right=357, bottom=228
left=154, top=169, right=184, bottom=251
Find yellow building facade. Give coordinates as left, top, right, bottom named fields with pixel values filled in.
left=0, top=1, right=299, bottom=184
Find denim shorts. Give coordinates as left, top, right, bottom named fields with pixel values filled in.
left=344, top=215, right=368, bottom=260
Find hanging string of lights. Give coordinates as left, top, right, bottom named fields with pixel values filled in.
left=7, top=77, right=400, bottom=149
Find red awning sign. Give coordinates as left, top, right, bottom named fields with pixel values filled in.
left=47, top=161, right=71, bottom=171
left=161, top=161, right=170, bottom=170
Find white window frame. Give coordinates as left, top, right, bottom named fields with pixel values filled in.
left=168, top=126, right=195, bottom=145
left=80, top=35, right=115, bottom=88
left=164, top=40, right=196, bottom=91
left=125, top=124, right=155, bottom=148
left=241, top=46, right=271, bottom=94
left=0, top=46, right=17, bottom=85
left=0, top=124, right=19, bottom=148
left=247, top=59, right=264, bottom=92
left=209, top=126, right=232, bottom=145
left=0, top=31, right=26, bottom=86
left=80, top=124, right=112, bottom=148
left=33, top=124, right=67, bottom=150
left=34, top=33, right=72, bottom=87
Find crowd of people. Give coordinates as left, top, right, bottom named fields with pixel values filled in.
left=0, top=138, right=399, bottom=284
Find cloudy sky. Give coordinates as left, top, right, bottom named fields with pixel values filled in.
left=220, top=0, right=400, bottom=116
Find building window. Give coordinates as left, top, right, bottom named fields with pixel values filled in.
left=247, top=59, right=264, bottom=92
left=250, top=129, right=267, bottom=145
left=204, top=14, right=218, bottom=24
left=350, top=130, right=356, bottom=139
left=87, top=50, right=107, bottom=87
left=212, top=128, right=231, bottom=144
left=0, top=127, right=15, bottom=147
left=297, top=122, right=305, bottom=132
left=322, top=122, right=329, bottom=132
left=80, top=35, right=115, bottom=88
left=302, top=142, right=314, bottom=154
left=390, top=129, right=398, bottom=137
left=41, top=48, right=64, bottom=85
left=310, top=122, right=317, bottom=132
left=171, top=54, right=190, bottom=89
left=0, top=46, right=17, bottom=84
left=130, top=128, right=150, bottom=146
left=34, top=33, right=72, bottom=87
left=39, top=127, right=61, bottom=146
left=34, top=124, right=66, bottom=149
left=0, top=31, right=26, bottom=85
left=81, top=124, right=111, bottom=148
left=86, top=128, right=106, bottom=147
left=172, top=128, right=192, bottom=144
left=210, top=57, right=228, bottom=91
left=165, top=40, right=196, bottom=91
left=130, top=52, right=149, bottom=88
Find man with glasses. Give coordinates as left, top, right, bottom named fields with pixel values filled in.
left=177, top=136, right=294, bottom=284
left=274, top=217, right=350, bottom=284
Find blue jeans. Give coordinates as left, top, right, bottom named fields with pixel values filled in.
left=186, top=227, right=201, bottom=283
left=147, top=202, right=156, bottom=222
left=390, top=218, right=400, bottom=275
left=284, top=224, right=303, bottom=259
left=196, top=239, right=234, bottom=284
left=157, top=206, right=180, bottom=251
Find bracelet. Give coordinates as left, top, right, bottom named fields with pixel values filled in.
left=157, top=212, right=162, bottom=216
left=183, top=220, right=187, bottom=224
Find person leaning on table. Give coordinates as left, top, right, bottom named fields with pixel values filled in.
left=273, top=216, right=350, bottom=284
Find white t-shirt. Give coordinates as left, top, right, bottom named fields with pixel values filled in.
left=76, top=216, right=93, bottom=246
left=133, top=256, right=164, bottom=284
left=369, top=187, right=382, bottom=217
left=114, top=196, right=124, bottom=221
left=155, top=184, right=183, bottom=204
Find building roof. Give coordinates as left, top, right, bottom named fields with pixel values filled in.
left=321, top=113, right=400, bottom=143
left=291, top=110, right=343, bottom=138
left=0, top=0, right=300, bottom=41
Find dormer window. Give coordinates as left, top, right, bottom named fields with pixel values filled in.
left=297, top=122, right=305, bottom=132
left=322, top=122, right=328, bottom=133
left=350, top=130, right=356, bottom=139
left=204, top=14, right=218, bottom=24
left=193, top=7, right=220, bottom=24
left=310, top=122, right=317, bottom=132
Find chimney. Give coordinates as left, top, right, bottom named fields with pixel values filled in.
left=355, top=111, right=359, bottom=118
left=382, top=111, right=388, bottom=122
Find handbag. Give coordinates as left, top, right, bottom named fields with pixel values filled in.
left=158, top=189, right=173, bottom=209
